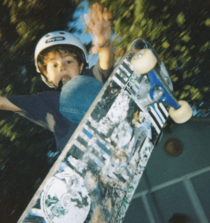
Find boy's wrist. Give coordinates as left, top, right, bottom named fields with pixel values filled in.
left=99, top=40, right=111, bottom=49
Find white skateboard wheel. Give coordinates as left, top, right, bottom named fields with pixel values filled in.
left=131, top=48, right=157, bottom=74
left=169, top=100, right=193, bottom=124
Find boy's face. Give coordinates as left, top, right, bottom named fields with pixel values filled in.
left=45, top=50, right=84, bottom=87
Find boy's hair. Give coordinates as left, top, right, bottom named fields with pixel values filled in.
left=37, top=45, right=83, bottom=76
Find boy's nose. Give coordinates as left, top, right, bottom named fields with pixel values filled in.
left=60, top=63, right=66, bottom=71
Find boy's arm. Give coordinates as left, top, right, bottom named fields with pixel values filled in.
left=97, top=40, right=114, bottom=77
left=0, top=96, right=21, bottom=111
left=86, top=3, right=114, bottom=77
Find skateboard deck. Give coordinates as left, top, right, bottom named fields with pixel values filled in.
left=18, top=38, right=192, bottom=223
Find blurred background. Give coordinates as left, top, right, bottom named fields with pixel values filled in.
left=0, top=0, right=209, bottom=222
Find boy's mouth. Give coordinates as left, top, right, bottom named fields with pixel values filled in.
left=61, top=75, right=71, bottom=85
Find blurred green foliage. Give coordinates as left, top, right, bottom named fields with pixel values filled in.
left=87, top=0, right=210, bottom=116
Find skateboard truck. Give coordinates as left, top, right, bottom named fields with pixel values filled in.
left=131, top=46, right=193, bottom=124
left=148, top=70, right=180, bottom=110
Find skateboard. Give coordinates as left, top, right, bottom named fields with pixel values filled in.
left=18, top=38, right=192, bottom=223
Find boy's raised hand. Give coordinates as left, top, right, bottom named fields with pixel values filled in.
left=85, top=3, right=112, bottom=54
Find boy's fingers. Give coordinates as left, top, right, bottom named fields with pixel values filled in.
left=87, top=21, right=93, bottom=30
left=86, top=3, right=112, bottom=34
left=103, top=8, right=112, bottom=21
left=103, top=8, right=108, bottom=21
left=90, top=3, right=111, bottom=22
left=92, top=4, right=103, bottom=22
left=94, top=3, right=103, bottom=13
left=97, top=9, right=103, bottom=22
left=84, top=14, right=90, bottom=25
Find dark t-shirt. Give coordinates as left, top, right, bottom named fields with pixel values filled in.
left=7, top=61, right=111, bottom=151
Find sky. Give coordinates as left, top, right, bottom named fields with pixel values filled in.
left=68, top=0, right=99, bottom=67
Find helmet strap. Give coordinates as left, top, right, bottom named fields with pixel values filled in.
left=41, top=74, right=57, bottom=89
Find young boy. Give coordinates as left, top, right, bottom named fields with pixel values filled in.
left=0, top=3, right=114, bottom=152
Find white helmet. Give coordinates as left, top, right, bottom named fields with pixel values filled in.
left=34, top=30, right=89, bottom=73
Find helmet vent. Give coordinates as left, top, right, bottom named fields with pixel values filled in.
left=45, top=34, right=51, bottom=37
left=59, top=31, right=65, bottom=34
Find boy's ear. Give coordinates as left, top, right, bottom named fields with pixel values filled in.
left=80, top=63, right=84, bottom=73
left=38, top=62, right=48, bottom=77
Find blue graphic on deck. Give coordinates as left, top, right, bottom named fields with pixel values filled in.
left=96, top=140, right=111, bottom=156
left=83, top=128, right=93, bottom=138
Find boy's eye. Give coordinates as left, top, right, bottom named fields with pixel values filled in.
left=66, top=60, right=72, bottom=64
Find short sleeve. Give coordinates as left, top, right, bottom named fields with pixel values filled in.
left=7, top=91, right=60, bottom=131
left=84, top=60, right=113, bottom=83
left=7, top=91, right=77, bottom=151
